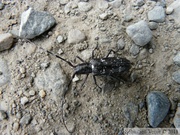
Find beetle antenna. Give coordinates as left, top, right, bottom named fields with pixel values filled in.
left=46, top=50, right=75, bottom=67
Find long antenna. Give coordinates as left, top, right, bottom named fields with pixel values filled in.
left=45, top=49, right=75, bottom=68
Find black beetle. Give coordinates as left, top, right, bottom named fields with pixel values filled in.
left=47, top=48, right=131, bottom=90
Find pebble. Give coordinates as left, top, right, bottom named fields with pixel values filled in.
left=0, top=2, right=4, bottom=10
left=13, top=122, right=19, bottom=131
left=166, top=7, right=174, bottom=15
left=19, top=7, right=56, bottom=39
left=20, top=114, right=32, bottom=126
left=39, top=90, right=46, bottom=98
left=20, top=96, right=29, bottom=105
left=35, top=62, right=68, bottom=99
left=98, top=1, right=109, bottom=10
left=108, top=0, right=122, bottom=8
left=173, top=103, right=180, bottom=133
left=99, top=13, right=108, bottom=20
left=146, top=91, right=170, bottom=127
left=60, top=0, right=69, bottom=5
left=0, top=58, right=10, bottom=87
left=135, top=0, right=145, bottom=7
left=130, top=44, right=140, bottom=56
left=172, top=71, right=180, bottom=84
left=148, top=22, right=158, bottom=30
left=57, top=35, right=64, bottom=43
left=126, top=20, right=152, bottom=46
left=124, top=14, right=133, bottom=22
left=0, top=110, right=7, bottom=120
left=72, top=75, right=79, bottom=82
left=0, top=33, right=14, bottom=52
left=78, top=2, right=92, bottom=12
left=148, top=6, right=165, bottom=23
left=68, top=29, right=86, bottom=44
left=123, top=102, right=138, bottom=127
left=117, top=38, right=125, bottom=50
left=173, top=52, right=180, bottom=67
left=40, top=62, right=50, bottom=69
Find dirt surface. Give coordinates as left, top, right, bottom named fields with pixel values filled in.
left=0, top=0, right=180, bottom=135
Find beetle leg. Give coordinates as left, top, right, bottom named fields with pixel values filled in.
left=93, top=75, right=102, bottom=90
left=76, top=56, right=85, bottom=62
left=106, top=49, right=116, bottom=58
left=79, top=74, right=89, bottom=90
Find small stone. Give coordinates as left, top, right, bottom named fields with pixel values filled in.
left=117, top=38, right=125, bottom=50
left=173, top=52, right=180, bottom=67
left=126, top=20, right=152, bottom=46
left=172, top=71, right=180, bottom=84
left=39, top=90, right=46, bottom=98
left=68, top=29, right=86, bottom=44
left=29, top=90, right=35, bottom=96
left=147, top=91, right=170, bottom=127
left=149, top=48, right=154, bottom=54
left=108, top=0, right=122, bottom=8
left=124, top=15, right=133, bottom=22
left=19, top=67, right=26, bottom=74
left=0, top=58, right=10, bottom=87
left=148, top=6, right=165, bottom=23
left=58, top=49, right=64, bottom=54
left=40, top=62, right=50, bottom=69
left=78, top=2, right=92, bottom=12
left=130, top=44, right=140, bottom=56
left=0, top=110, right=7, bottom=120
left=19, top=8, right=56, bottom=39
left=72, top=75, right=79, bottom=82
left=20, top=114, right=32, bottom=126
left=57, top=35, right=64, bottom=43
left=148, top=22, right=158, bottom=30
left=20, top=97, right=29, bottom=105
left=98, top=1, right=109, bottom=10
left=60, top=0, right=69, bottom=5
left=166, top=7, right=174, bottom=15
left=99, top=13, right=108, bottom=20
left=0, top=2, right=4, bottom=10
left=13, top=122, right=19, bottom=131
left=173, top=103, right=180, bottom=134
left=0, top=33, right=14, bottom=52
left=135, top=0, right=144, bottom=7
left=123, top=102, right=138, bottom=127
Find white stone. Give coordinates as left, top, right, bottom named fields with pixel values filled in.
left=68, top=29, right=86, bottom=44
left=166, top=7, right=174, bottom=15
left=99, top=13, right=108, bottom=20
left=39, top=90, right=46, bottom=98
left=21, top=97, right=29, bottom=105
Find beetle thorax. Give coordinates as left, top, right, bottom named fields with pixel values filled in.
left=74, top=63, right=92, bottom=74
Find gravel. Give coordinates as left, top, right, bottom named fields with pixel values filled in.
left=146, top=91, right=170, bottom=127
left=117, top=38, right=125, bottom=50
left=20, top=114, right=32, bottom=126
left=78, top=2, right=92, bottom=12
left=21, top=96, right=29, bottom=105
left=0, top=110, right=7, bottom=120
left=0, top=58, right=10, bottom=87
left=126, top=20, right=152, bottom=46
left=130, top=44, right=140, bottom=56
left=148, top=22, right=158, bottom=30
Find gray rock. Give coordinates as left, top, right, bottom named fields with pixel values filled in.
left=98, top=1, right=109, bottom=10
left=147, top=91, right=170, bottom=127
left=173, top=103, right=180, bottom=134
left=117, top=38, right=125, bottom=50
left=148, top=6, right=165, bottom=23
left=123, top=102, right=138, bottom=127
left=35, top=62, right=68, bottom=98
left=20, top=114, right=32, bottom=126
left=0, top=58, right=10, bottom=87
left=68, top=29, right=86, bottom=44
left=0, top=110, right=7, bottom=120
left=172, top=71, right=180, bottom=84
left=126, top=20, right=152, bottom=46
left=167, top=1, right=180, bottom=23
left=173, top=52, right=180, bottom=67
left=148, top=22, right=158, bottom=30
left=135, top=0, right=145, bottom=7
left=0, top=33, right=14, bottom=52
left=19, top=8, right=56, bottom=39
left=78, top=2, right=92, bottom=12
left=166, top=7, right=174, bottom=15
left=0, top=2, right=4, bottom=10
left=130, top=44, right=140, bottom=56
left=108, top=0, right=123, bottom=8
